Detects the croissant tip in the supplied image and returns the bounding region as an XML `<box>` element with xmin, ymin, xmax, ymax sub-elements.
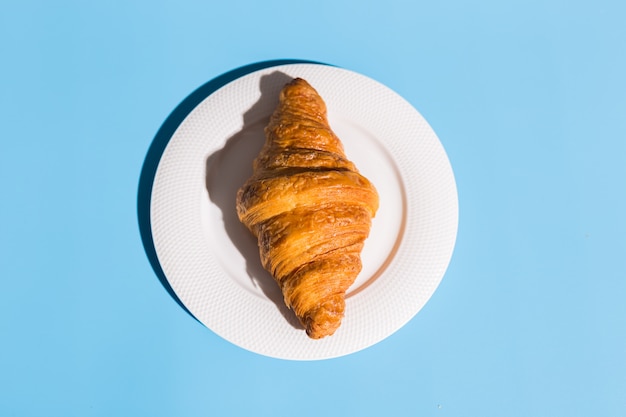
<box><xmin>302</xmin><ymin>298</ymin><xmax>345</xmax><ymax>339</ymax></box>
<box><xmin>287</xmin><ymin>77</ymin><xmax>311</xmax><ymax>88</ymax></box>
<box><xmin>305</xmin><ymin>320</ymin><xmax>342</xmax><ymax>340</ymax></box>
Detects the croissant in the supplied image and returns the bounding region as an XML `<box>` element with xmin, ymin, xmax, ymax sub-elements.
<box><xmin>236</xmin><ymin>78</ymin><xmax>379</xmax><ymax>339</ymax></box>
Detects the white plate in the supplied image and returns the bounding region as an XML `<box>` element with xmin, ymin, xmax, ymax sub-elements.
<box><xmin>150</xmin><ymin>63</ymin><xmax>458</xmax><ymax>360</ymax></box>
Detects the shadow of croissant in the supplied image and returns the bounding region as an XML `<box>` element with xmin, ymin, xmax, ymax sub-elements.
<box><xmin>205</xmin><ymin>70</ymin><xmax>306</xmax><ymax>330</ymax></box>
<box><xmin>137</xmin><ymin>59</ymin><xmax>324</xmax><ymax>326</ymax></box>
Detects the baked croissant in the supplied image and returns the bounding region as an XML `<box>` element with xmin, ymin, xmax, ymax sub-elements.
<box><xmin>236</xmin><ymin>78</ymin><xmax>379</xmax><ymax>339</ymax></box>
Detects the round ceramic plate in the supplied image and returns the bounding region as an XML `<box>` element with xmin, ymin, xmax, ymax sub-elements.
<box><xmin>150</xmin><ymin>63</ymin><xmax>458</xmax><ymax>360</ymax></box>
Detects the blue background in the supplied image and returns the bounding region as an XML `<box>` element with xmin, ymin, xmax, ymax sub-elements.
<box><xmin>1</xmin><ymin>1</ymin><xmax>625</xmax><ymax>416</ymax></box>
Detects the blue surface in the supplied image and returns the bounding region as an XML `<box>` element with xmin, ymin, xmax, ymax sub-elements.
<box><xmin>1</xmin><ymin>1</ymin><xmax>625</xmax><ymax>416</ymax></box>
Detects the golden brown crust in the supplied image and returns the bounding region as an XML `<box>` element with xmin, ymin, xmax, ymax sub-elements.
<box><xmin>236</xmin><ymin>78</ymin><xmax>379</xmax><ymax>339</ymax></box>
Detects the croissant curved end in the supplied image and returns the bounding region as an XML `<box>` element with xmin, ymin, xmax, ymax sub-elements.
<box><xmin>302</xmin><ymin>295</ymin><xmax>345</xmax><ymax>339</ymax></box>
